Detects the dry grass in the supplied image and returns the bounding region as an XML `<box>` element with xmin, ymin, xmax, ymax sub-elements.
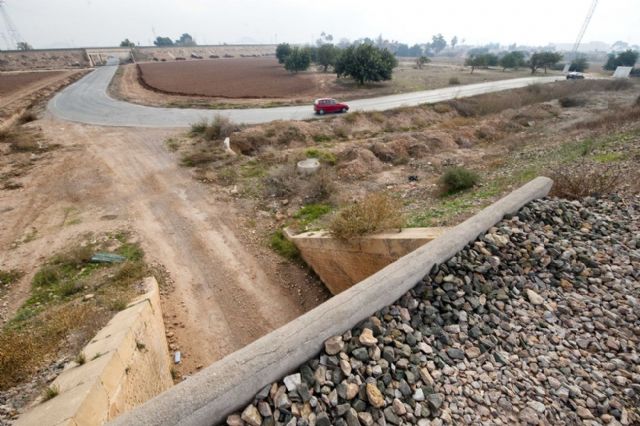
<box><xmin>576</xmin><ymin>107</ymin><xmax>640</xmax><ymax>131</ymax></box>
<box><xmin>329</xmin><ymin>193</ymin><xmax>404</xmax><ymax>240</ymax></box>
<box><xmin>190</xmin><ymin>115</ymin><xmax>239</xmax><ymax>141</ymax></box>
<box><xmin>446</xmin><ymin>80</ymin><xmax>631</xmax><ymax>117</ymax></box>
<box><xmin>549</xmin><ymin>161</ymin><xmax>622</xmax><ymax>199</ymax></box>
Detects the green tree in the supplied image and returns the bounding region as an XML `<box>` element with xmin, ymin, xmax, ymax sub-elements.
<box><xmin>529</xmin><ymin>51</ymin><xmax>562</xmax><ymax>74</ymax></box>
<box><xmin>416</xmin><ymin>55</ymin><xmax>431</xmax><ymax>69</ymax></box>
<box><xmin>16</xmin><ymin>42</ymin><xmax>33</xmax><ymax>51</ymax></box>
<box><xmin>450</xmin><ymin>36</ymin><xmax>458</xmax><ymax>49</ymax></box>
<box><xmin>175</xmin><ymin>33</ymin><xmax>196</xmax><ymax>46</ymax></box>
<box><xmin>153</xmin><ymin>37</ymin><xmax>174</xmax><ymax>47</ymax></box>
<box><xmin>617</xmin><ymin>49</ymin><xmax>639</xmax><ymax>67</ymax></box>
<box><xmin>569</xmin><ymin>55</ymin><xmax>589</xmax><ymax>72</ymax></box>
<box><xmin>431</xmin><ymin>34</ymin><xmax>447</xmax><ymax>54</ymax></box>
<box><xmin>465</xmin><ymin>54</ymin><xmax>486</xmax><ymax>73</ymax></box>
<box><xmin>284</xmin><ymin>47</ymin><xmax>311</xmax><ymax>73</ymax></box>
<box><xmin>335</xmin><ymin>43</ymin><xmax>398</xmax><ymax>85</ymax></box>
<box><xmin>499</xmin><ymin>51</ymin><xmax>525</xmax><ymax>70</ymax></box>
<box><xmin>316</xmin><ymin>44</ymin><xmax>339</xmax><ymax>72</ymax></box>
<box><xmin>120</xmin><ymin>38</ymin><xmax>135</xmax><ymax>47</ymax></box>
<box><xmin>603</xmin><ymin>53</ymin><xmax>617</xmax><ymax>71</ymax></box>
<box><xmin>276</xmin><ymin>43</ymin><xmax>292</xmax><ymax>64</ymax></box>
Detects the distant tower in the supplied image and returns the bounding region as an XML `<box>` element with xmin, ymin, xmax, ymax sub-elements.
<box><xmin>571</xmin><ymin>0</ymin><xmax>598</xmax><ymax>57</ymax></box>
<box><xmin>0</xmin><ymin>0</ymin><xmax>25</xmax><ymax>49</ymax></box>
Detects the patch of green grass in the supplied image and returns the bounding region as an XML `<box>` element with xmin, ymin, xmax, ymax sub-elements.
<box><xmin>42</xmin><ymin>385</ymin><xmax>59</xmax><ymax>401</ymax></box>
<box><xmin>117</xmin><ymin>243</ymin><xmax>144</xmax><ymax>262</ymax></box>
<box><xmin>240</xmin><ymin>160</ymin><xmax>268</xmax><ymax>178</ymax></box>
<box><xmin>305</xmin><ymin>148</ymin><xmax>337</xmax><ymax>165</ymax></box>
<box><xmin>0</xmin><ymin>270</ymin><xmax>22</xmax><ymax>288</ymax></box>
<box><xmin>312</xmin><ymin>134</ymin><xmax>332</xmax><ymax>143</ymax></box>
<box><xmin>439</xmin><ymin>167</ymin><xmax>480</xmax><ymax>195</ymax></box>
<box><xmin>269</xmin><ymin>230</ymin><xmax>299</xmax><ymax>260</ymax></box>
<box><xmin>293</xmin><ymin>203</ymin><xmax>333</xmax><ymax>228</ymax></box>
<box><xmin>593</xmin><ymin>152</ymin><xmax>625</xmax><ymax>163</ymax></box>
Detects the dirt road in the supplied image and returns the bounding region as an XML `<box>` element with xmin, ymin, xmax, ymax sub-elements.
<box><xmin>0</xmin><ymin>118</ymin><xmax>326</xmax><ymax>374</ymax></box>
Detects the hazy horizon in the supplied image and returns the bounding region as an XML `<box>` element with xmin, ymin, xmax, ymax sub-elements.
<box><xmin>3</xmin><ymin>0</ymin><xmax>639</xmax><ymax>50</ymax></box>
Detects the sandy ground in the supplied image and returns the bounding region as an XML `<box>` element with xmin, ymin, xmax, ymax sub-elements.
<box><xmin>0</xmin><ymin>115</ymin><xmax>328</xmax><ymax>377</ymax></box>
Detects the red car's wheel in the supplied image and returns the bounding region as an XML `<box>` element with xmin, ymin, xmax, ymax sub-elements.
<box><xmin>318</xmin><ymin>109</ymin><xmax>325</xmax><ymax>115</ymax></box>
<box><xmin>341</xmin><ymin>108</ymin><xmax>348</xmax><ymax>113</ymax></box>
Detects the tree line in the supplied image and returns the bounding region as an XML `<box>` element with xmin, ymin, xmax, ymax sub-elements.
<box><xmin>276</xmin><ymin>42</ymin><xmax>398</xmax><ymax>85</ymax></box>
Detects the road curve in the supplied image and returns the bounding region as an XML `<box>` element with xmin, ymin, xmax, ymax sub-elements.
<box><xmin>48</xmin><ymin>64</ymin><xmax>564</xmax><ymax>128</ymax></box>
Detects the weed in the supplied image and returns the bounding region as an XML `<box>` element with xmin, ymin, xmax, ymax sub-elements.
<box><xmin>605</xmin><ymin>79</ymin><xmax>633</xmax><ymax>91</ymax></box>
<box><xmin>75</xmin><ymin>352</ymin><xmax>86</xmax><ymax>365</ymax></box>
<box><xmin>593</xmin><ymin>152</ymin><xmax>625</xmax><ymax>163</ymax></box>
<box><xmin>0</xmin><ymin>270</ymin><xmax>22</xmax><ymax>288</ymax></box>
<box><xmin>369</xmin><ymin>111</ymin><xmax>386</xmax><ymax>123</ymax></box>
<box><xmin>165</xmin><ymin>138</ymin><xmax>180</xmax><ymax>152</ymax></box>
<box><xmin>92</xmin><ymin>352</ymin><xmax>103</xmax><ymax>360</ymax></box>
<box><xmin>109</xmin><ymin>298</ymin><xmax>128</xmax><ymax>311</ymax></box>
<box><xmin>439</xmin><ymin>167</ymin><xmax>479</xmax><ymax>195</ymax></box>
<box><xmin>432</xmin><ymin>103</ymin><xmax>452</xmax><ymax>114</ymax></box>
<box><xmin>329</xmin><ymin>193</ymin><xmax>404</xmax><ymax>240</ymax></box>
<box><xmin>216</xmin><ymin>167</ymin><xmax>239</xmax><ymax>186</ymax></box>
<box><xmin>294</xmin><ymin>204</ymin><xmax>332</xmax><ymax>228</ymax></box>
<box><xmin>263</xmin><ymin>165</ymin><xmax>298</xmax><ymax>198</ymax></box>
<box><xmin>42</xmin><ymin>385</ymin><xmax>59</xmax><ymax>401</ymax></box>
<box><xmin>576</xmin><ymin>107</ymin><xmax>640</xmax><ymax>131</ymax></box>
<box><xmin>448</xmin><ymin>77</ymin><xmax>461</xmax><ymax>85</ymax></box>
<box><xmin>305</xmin><ymin>148</ymin><xmax>337</xmax><ymax>165</ymax></box>
<box><xmin>343</xmin><ymin>111</ymin><xmax>360</xmax><ymax>124</ymax></box>
<box><xmin>240</xmin><ymin>160</ymin><xmax>267</xmax><ymax>178</ymax></box>
<box><xmin>170</xmin><ymin>367</ymin><xmax>179</xmax><ymax>380</ymax></box>
<box><xmin>305</xmin><ymin>170</ymin><xmax>337</xmax><ymax>202</ymax></box>
<box><xmin>312</xmin><ymin>134</ymin><xmax>331</xmax><ymax>143</ymax></box>
<box><xmin>269</xmin><ymin>230</ymin><xmax>299</xmax><ymax>260</ymax></box>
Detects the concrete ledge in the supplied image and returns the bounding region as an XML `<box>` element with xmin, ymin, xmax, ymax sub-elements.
<box><xmin>290</xmin><ymin>227</ymin><xmax>448</xmax><ymax>295</ymax></box>
<box><xmin>110</xmin><ymin>177</ymin><xmax>553</xmax><ymax>426</ymax></box>
<box><xmin>16</xmin><ymin>277</ymin><xmax>173</xmax><ymax>426</ymax></box>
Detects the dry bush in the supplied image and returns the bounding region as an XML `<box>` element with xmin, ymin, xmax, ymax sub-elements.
<box><xmin>559</xmin><ymin>96</ymin><xmax>587</xmax><ymax>108</ymax></box>
<box><xmin>262</xmin><ymin>164</ymin><xmax>299</xmax><ymax>198</ymax></box>
<box><xmin>549</xmin><ymin>161</ymin><xmax>622</xmax><ymax>199</ymax></box>
<box><xmin>439</xmin><ymin>166</ymin><xmax>479</xmax><ymax>195</ymax></box>
<box><xmin>303</xmin><ymin>170</ymin><xmax>336</xmax><ymax>203</ymax></box>
<box><xmin>276</xmin><ymin>125</ymin><xmax>306</xmax><ymax>145</ymax></box>
<box><xmin>190</xmin><ymin>115</ymin><xmax>239</xmax><ymax>141</ymax></box>
<box><xmin>576</xmin><ymin>107</ymin><xmax>640</xmax><ymax>131</ymax></box>
<box><xmin>635</xmin><ymin>95</ymin><xmax>640</xmax><ymax>108</ymax></box>
<box><xmin>18</xmin><ymin>110</ymin><xmax>37</xmax><ymax>125</ymax></box>
<box><xmin>605</xmin><ymin>79</ymin><xmax>633</xmax><ymax>91</ymax></box>
<box><xmin>0</xmin><ymin>303</ymin><xmax>91</xmax><ymax>390</ymax></box>
<box><xmin>329</xmin><ymin>193</ymin><xmax>404</xmax><ymax>240</ymax></box>
<box><xmin>448</xmin><ymin>77</ymin><xmax>461</xmax><ymax>85</ymax></box>
<box><xmin>333</xmin><ymin>124</ymin><xmax>350</xmax><ymax>139</ymax></box>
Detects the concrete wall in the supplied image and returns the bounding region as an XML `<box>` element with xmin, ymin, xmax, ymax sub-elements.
<box><xmin>110</xmin><ymin>177</ymin><xmax>553</xmax><ymax>426</ymax></box>
<box><xmin>289</xmin><ymin>227</ymin><xmax>448</xmax><ymax>294</ymax></box>
<box><xmin>16</xmin><ymin>277</ymin><xmax>173</xmax><ymax>426</ymax></box>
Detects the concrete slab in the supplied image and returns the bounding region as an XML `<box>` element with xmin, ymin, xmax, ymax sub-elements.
<box><xmin>290</xmin><ymin>227</ymin><xmax>448</xmax><ymax>294</ymax></box>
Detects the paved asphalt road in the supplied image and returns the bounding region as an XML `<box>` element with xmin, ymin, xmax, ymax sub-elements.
<box><xmin>48</xmin><ymin>64</ymin><xmax>564</xmax><ymax>128</ymax></box>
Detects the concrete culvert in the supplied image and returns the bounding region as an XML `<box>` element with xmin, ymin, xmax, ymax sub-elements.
<box><xmin>297</xmin><ymin>158</ymin><xmax>320</xmax><ymax>175</ymax></box>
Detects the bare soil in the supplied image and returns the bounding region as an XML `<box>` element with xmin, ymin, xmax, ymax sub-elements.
<box><xmin>0</xmin><ymin>71</ymin><xmax>65</xmax><ymax>97</ymax></box>
<box><xmin>0</xmin><ymin>116</ymin><xmax>329</xmax><ymax>383</ymax></box>
<box><xmin>138</xmin><ymin>58</ymin><xmax>318</xmax><ymax>98</ymax></box>
<box><xmin>111</xmin><ymin>59</ymin><xmax>551</xmax><ymax>109</ymax></box>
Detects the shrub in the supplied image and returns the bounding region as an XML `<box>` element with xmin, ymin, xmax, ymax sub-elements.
<box><xmin>43</xmin><ymin>385</ymin><xmax>60</xmax><ymax>401</ymax></box>
<box><xmin>329</xmin><ymin>193</ymin><xmax>404</xmax><ymax>240</ymax></box>
<box><xmin>549</xmin><ymin>161</ymin><xmax>621</xmax><ymax>199</ymax></box>
<box><xmin>190</xmin><ymin>115</ymin><xmax>238</xmax><ymax>141</ymax></box>
<box><xmin>448</xmin><ymin>77</ymin><xmax>461</xmax><ymax>85</ymax></box>
<box><xmin>277</xmin><ymin>125</ymin><xmax>306</xmax><ymax>145</ymax></box>
<box><xmin>333</xmin><ymin>125</ymin><xmax>350</xmax><ymax>139</ymax></box>
<box><xmin>269</xmin><ymin>230</ymin><xmax>299</xmax><ymax>259</ymax></box>
<box><xmin>635</xmin><ymin>95</ymin><xmax>640</xmax><ymax>108</ymax></box>
<box><xmin>439</xmin><ymin>167</ymin><xmax>479</xmax><ymax>195</ymax></box>
<box><xmin>18</xmin><ymin>110</ymin><xmax>37</xmax><ymax>124</ymax></box>
<box><xmin>263</xmin><ymin>165</ymin><xmax>298</xmax><ymax>198</ymax></box>
<box><xmin>559</xmin><ymin>96</ymin><xmax>586</xmax><ymax>108</ymax></box>
<box><xmin>305</xmin><ymin>170</ymin><xmax>336</xmax><ymax>202</ymax></box>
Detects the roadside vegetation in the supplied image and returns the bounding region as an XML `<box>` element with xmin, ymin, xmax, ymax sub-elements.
<box><xmin>0</xmin><ymin>232</ymin><xmax>149</xmax><ymax>392</ymax></box>
<box><xmin>171</xmin><ymin>77</ymin><xmax>639</xmax><ymax>258</ymax></box>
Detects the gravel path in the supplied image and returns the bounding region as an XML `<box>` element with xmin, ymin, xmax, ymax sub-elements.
<box><xmin>227</xmin><ymin>196</ymin><xmax>640</xmax><ymax>426</ymax></box>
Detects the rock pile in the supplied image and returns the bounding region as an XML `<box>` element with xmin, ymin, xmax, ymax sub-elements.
<box><xmin>227</xmin><ymin>196</ymin><xmax>639</xmax><ymax>426</ymax></box>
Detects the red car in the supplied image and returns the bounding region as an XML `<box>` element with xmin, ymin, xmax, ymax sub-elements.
<box><xmin>314</xmin><ymin>98</ymin><xmax>349</xmax><ymax>115</ymax></box>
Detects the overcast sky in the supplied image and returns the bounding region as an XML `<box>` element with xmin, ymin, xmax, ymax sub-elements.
<box><xmin>4</xmin><ymin>0</ymin><xmax>639</xmax><ymax>49</ymax></box>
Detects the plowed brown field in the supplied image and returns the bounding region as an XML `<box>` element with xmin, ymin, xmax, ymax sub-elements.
<box><xmin>0</xmin><ymin>71</ymin><xmax>64</xmax><ymax>97</ymax></box>
<box><xmin>137</xmin><ymin>57</ymin><xmax>317</xmax><ymax>98</ymax></box>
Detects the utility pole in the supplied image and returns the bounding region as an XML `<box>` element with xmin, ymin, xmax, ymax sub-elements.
<box><xmin>571</xmin><ymin>0</ymin><xmax>598</xmax><ymax>58</ymax></box>
<box><xmin>0</xmin><ymin>0</ymin><xmax>25</xmax><ymax>49</ymax></box>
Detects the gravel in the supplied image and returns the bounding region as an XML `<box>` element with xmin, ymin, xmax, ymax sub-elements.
<box><xmin>227</xmin><ymin>195</ymin><xmax>639</xmax><ymax>425</ymax></box>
